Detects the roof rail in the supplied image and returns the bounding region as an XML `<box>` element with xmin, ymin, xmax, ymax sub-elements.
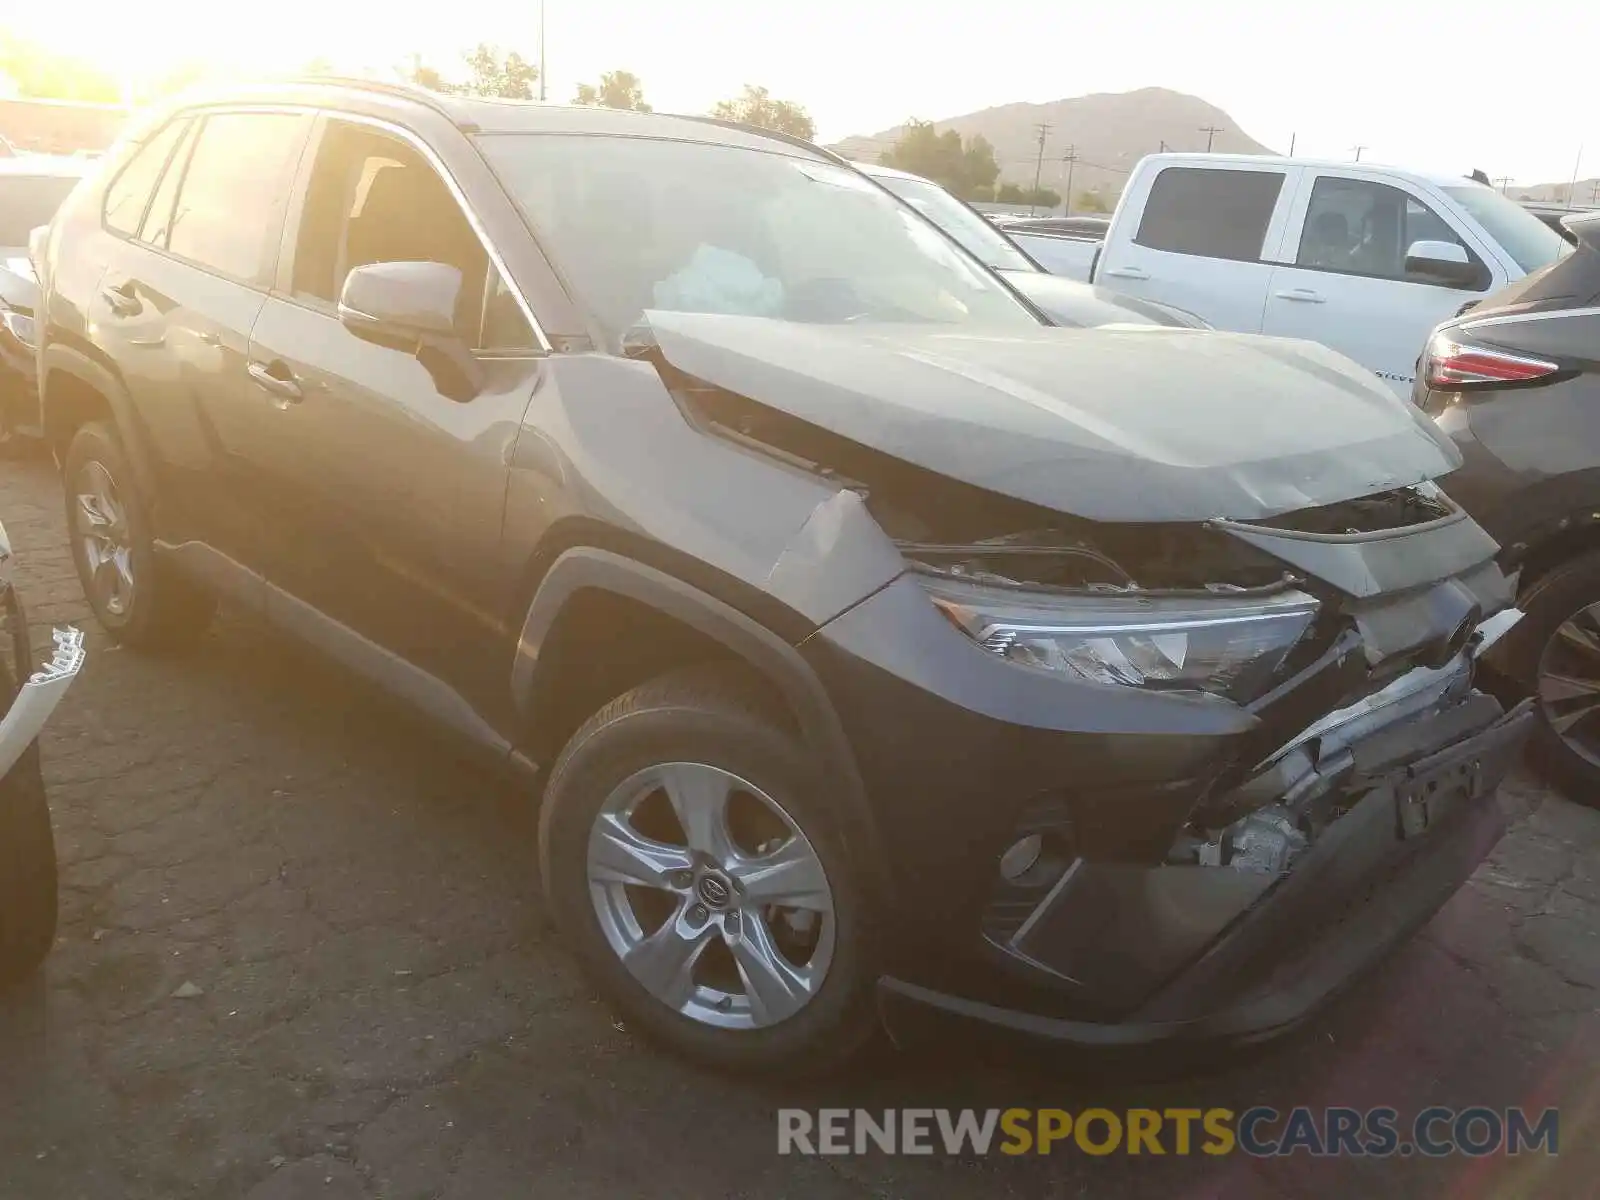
<box><xmin>671</xmin><ymin>113</ymin><xmax>847</xmax><ymax>167</ymax></box>
<box><xmin>255</xmin><ymin>75</ymin><xmax>476</xmax><ymax>128</ymax></box>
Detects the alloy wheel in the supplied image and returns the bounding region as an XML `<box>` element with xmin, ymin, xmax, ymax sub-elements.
<box><xmin>1535</xmin><ymin>601</ymin><xmax>1600</xmax><ymax>769</ymax></box>
<box><xmin>73</xmin><ymin>460</ymin><xmax>136</xmax><ymax>618</ymax></box>
<box><xmin>585</xmin><ymin>761</ymin><xmax>836</xmax><ymax>1030</ymax></box>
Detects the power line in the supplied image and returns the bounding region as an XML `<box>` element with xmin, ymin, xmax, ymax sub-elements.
<box><xmin>1493</xmin><ymin>175</ymin><xmax>1514</xmax><ymax>194</ymax></box>
<box><xmin>1198</xmin><ymin>125</ymin><xmax>1222</xmax><ymax>152</ymax></box>
<box><xmin>1030</xmin><ymin>122</ymin><xmax>1052</xmax><ymax>215</ymax></box>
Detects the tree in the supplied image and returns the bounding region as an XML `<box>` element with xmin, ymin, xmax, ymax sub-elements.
<box><xmin>461</xmin><ymin>43</ymin><xmax>538</xmax><ymax>99</ymax></box>
<box><xmin>399</xmin><ymin>44</ymin><xmax>538</xmax><ymax>99</ymax></box>
<box><xmin>995</xmin><ymin>182</ymin><xmax>1060</xmax><ymax>208</ymax></box>
<box><xmin>879</xmin><ymin>121</ymin><xmax>999</xmax><ymax>201</ymax></box>
<box><xmin>0</xmin><ymin>33</ymin><xmax>121</xmax><ymax>103</ymax></box>
<box><xmin>573</xmin><ymin>70</ymin><xmax>651</xmax><ymax>112</ymax></box>
<box><xmin>1074</xmin><ymin>190</ymin><xmax>1110</xmax><ymax>213</ymax></box>
<box><xmin>710</xmin><ymin>85</ymin><xmax>815</xmax><ymax>140</ymax></box>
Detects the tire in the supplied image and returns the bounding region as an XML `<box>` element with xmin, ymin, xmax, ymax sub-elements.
<box><xmin>539</xmin><ymin>664</ymin><xmax>879</xmax><ymax>1076</ymax></box>
<box><xmin>0</xmin><ymin>660</ymin><xmax>57</xmax><ymax>989</ymax></box>
<box><xmin>63</xmin><ymin>421</ymin><xmax>215</xmax><ymax>650</ymax></box>
<box><xmin>1498</xmin><ymin>549</ymin><xmax>1600</xmax><ymax>806</ymax></box>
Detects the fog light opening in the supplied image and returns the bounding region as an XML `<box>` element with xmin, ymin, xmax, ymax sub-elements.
<box><xmin>999</xmin><ymin>834</ymin><xmax>1044</xmax><ymax>883</ymax></box>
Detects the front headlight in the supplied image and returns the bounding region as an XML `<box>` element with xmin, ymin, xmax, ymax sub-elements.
<box><xmin>922</xmin><ymin>575</ymin><xmax>1319</xmax><ymax>701</ymax></box>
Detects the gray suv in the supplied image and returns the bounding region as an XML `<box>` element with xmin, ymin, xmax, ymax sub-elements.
<box><xmin>33</xmin><ymin>78</ymin><xmax>1533</xmax><ymax>1075</ymax></box>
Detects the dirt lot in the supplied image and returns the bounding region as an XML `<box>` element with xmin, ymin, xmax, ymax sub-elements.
<box><xmin>0</xmin><ymin>454</ymin><xmax>1596</xmax><ymax>1199</ymax></box>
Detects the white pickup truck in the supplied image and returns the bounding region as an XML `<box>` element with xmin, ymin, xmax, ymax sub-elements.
<box><xmin>1008</xmin><ymin>153</ymin><xmax>1573</xmax><ymax>395</ymax></box>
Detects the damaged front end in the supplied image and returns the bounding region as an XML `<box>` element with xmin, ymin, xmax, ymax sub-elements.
<box><xmin>874</xmin><ymin>489</ymin><xmax>1533</xmax><ymax>1042</ymax></box>
<box><xmin>632</xmin><ymin>311</ymin><xmax>1532</xmax><ymax>1046</ymax></box>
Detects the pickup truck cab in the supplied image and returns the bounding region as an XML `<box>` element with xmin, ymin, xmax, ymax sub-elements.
<box><xmin>1036</xmin><ymin>153</ymin><xmax>1572</xmax><ymax>396</ymax></box>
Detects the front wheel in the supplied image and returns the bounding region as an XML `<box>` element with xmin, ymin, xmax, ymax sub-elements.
<box><xmin>539</xmin><ymin>666</ymin><xmax>878</xmax><ymax>1076</ymax></box>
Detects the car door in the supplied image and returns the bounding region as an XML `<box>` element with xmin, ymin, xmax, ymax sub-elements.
<box><xmin>92</xmin><ymin>108</ymin><xmax>313</xmax><ymax>580</ymax></box>
<box><xmin>1092</xmin><ymin>162</ymin><xmax>1298</xmax><ymax>333</ymax></box>
<box><xmin>1260</xmin><ymin>171</ymin><xmax>1499</xmax><ymax>396</ymax></box>
<box><xmin>244</xmin><ymin>116</ymin><xmax>547</xmax><ymax>705</ymax></box>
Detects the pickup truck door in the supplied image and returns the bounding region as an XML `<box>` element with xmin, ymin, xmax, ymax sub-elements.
<box><xmin>1260</xmin><ymin>169</ymin><xmax>1503</xmax><ymax>396</ymax></box>
<box><xmin>1092</xmin><ymin>162</ymin><xmax>1300</xmax><ymax>333</ymax></box>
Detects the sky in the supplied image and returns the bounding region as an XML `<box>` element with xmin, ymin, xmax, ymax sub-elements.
<box><xmin>6</xmin><ymin>0</ymin><xmax>1598</xmax><ymax>187</ymax></box>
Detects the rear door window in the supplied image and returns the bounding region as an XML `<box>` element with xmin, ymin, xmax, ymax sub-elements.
<box><xmin>1134</xmin><ymin>167</ymin><xmax>1285</xmax><ymax>262</ymax></box>
<box><xmin>102</xmin><ymin>119</ymin><xmax>190</xmax><ymax>237</ymax></box>
<box><xmin>166</xmin><ymin>112</ymin><xmax>311</xmax><ymax>287</ymax></box>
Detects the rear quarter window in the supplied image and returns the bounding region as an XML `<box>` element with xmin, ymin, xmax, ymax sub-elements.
<box><xmin>1134</xmin><ymin>166</ymin><xmax>1285</xmax><ymax>262</ymax></box>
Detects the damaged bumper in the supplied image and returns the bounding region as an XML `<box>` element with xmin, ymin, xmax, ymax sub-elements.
<box><xmin>879</xmin><ymin>693</ymin><xmax>1530</xmax><ymax>1049</ymax></box>
<box><xmin>800</xmin><ymin>499</ymin><xmax>1534</xmax><ymax>1051</ymax></box>
<box><xmin>0</xmin><ymin>539</ymin><xmax>85</xmax><ymax>779</ymax></box>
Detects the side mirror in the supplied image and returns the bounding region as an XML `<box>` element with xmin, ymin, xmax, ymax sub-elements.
<box><xmin>338</xmin><ymin>260</ymin><xmax>484</xmax><ymax>402</ymax></box>
<box><xmin>338</xmin><ymin>260</ymin><xmax>463</xmax><ymax>345</ymax></box>
<box><xmin>1404</xmin><ymin>240</ymin><xmax>1481</xmax><ymax>289</ymax></box>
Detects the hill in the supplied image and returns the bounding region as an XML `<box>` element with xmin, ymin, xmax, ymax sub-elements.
<box><xmin>830</xmin><ymin>87</ymin><xmax>1275</xmax><ymax>201</ymax></box>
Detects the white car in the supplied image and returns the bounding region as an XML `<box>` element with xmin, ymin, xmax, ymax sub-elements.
<box><xmin>852</xmin><ymin>161</ymin><xmax>1208</xmax><ymax>329</ymax></box>
<box><xmin>1024</xmin><ymin>153</ymin><xmax>1573</xmax><ymax>396</ymax></box>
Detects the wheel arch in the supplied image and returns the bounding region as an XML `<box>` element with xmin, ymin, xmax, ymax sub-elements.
<box><xmin>39</xmin><ymin>344</ymin><xmax>158</xmax><ymax>500</ymax></box>
<box><xmin>512</xmin><ymin>546</ymin><xmax>884</xmax><ymax>892</ymax></box>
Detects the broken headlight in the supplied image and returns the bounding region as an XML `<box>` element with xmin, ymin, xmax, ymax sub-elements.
<box><xmin>922</xmin><ymin>576</ymin><xmax>1318</xmax><ymax>701</ymax></box>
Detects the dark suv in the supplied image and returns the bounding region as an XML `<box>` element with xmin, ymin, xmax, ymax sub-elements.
<box><xmin>34</xmin><ymin>79</ymin><xmax>1534</xmax><ymax>1075</ymax></box>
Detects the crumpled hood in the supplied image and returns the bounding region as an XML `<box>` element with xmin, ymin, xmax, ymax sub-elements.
<box><xmin>646</xmin><ymin>312</ymin><xmax>1462</xmax><ymax>523</ymax></box>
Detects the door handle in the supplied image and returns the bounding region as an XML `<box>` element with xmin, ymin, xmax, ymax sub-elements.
<box><xmin>247</xmin><ymin>360</ymin><xmax>303</xmax><ymax>403</ymax></box>
<box><xmin>1101</xmin><ymin>266</ymin><xmax>1149</xmax><ymax>281</ymax></box>
<box><xmin>99</xmin><ymin>280</ymin><xmax>141</xmax><ymax>316</ymax></box>
<box><xmin>1274</xmin><ymin>288</ymin><xmax>1326</xmax><ymax>303</ymax></box>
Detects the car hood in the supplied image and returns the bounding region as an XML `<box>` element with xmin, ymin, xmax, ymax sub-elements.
<box><xmin>0</xmin><ymin>248</ymin><xmax>37</xmax><ymax>313</ymax></box>
<box><xmin>645</xmin><ymin>312</ymin><xmax>1462</xmax><ymax>523</ymax></box>
<box><xmin>998</xmin><ymin>269</ymin><xmax>1203</xmax><ymax>328</ymax></box>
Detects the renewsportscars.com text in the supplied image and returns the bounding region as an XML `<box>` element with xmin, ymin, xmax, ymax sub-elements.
<box><xmin>777</xmin><ymin>1106</ymin><xmax>1560</xmax><ymax>1158</ymax></box>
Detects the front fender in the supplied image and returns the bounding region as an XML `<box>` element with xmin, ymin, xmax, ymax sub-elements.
<box><xmin>512</xmin><ymin>546</ymin><xmax>884</xmax><ymax>893</ymax></box>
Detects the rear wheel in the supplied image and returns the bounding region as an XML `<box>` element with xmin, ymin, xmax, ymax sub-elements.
<box><xmin>63</xmin><ymin>421</ymin><xmax>214</xmax><ymax>650</ymax></box>
<box><xmin>0</xmin><ymin>657</ymin><xmax>57</xmax><ymax>989</ymax></box>
<box><xmin>539</xmin><ymin>665</ymin><xmax>878</xmax><ymax>1076</ymax></box>
<box><xmin>1500</xmin><ymin>550</ymin><xmax>1600</xmax><ymax>806</ymax></box>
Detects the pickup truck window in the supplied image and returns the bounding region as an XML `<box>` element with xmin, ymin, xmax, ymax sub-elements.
<box><xmin>1296</xmin><ymin>177</ymin><xmax>1473</xmax><ymax>281</ymax></box>
<box><xmin>1134</xmin><ymin>167</ymin><xmax>1284</xmax><ymax>262</ymax></box>
<box><xmin>1442</xmin><ymin>185</ymin><xmax>1570</xmax><ymax>274</ymax></box>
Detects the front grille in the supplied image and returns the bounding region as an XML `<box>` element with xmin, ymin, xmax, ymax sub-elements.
<box><xmin>1249</xmin><ymin>485</ymin><xmax>1453</xmax><ymax>537</ymax></box>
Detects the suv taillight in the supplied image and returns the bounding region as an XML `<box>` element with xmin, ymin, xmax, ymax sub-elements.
<box><xmin>1423</xmin><ymin>333</ymin><xmax>1562</xmax><ymax>390</ymax></box>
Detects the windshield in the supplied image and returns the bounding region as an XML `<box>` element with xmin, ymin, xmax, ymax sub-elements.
<box><xmin>477</xmin><ymin>134</ymin><xmax>1040</xmax><ymax>345</ymax></box>
<box><xmin>1442</xmin><ymin>185</ymin><xmax>1571</xmax><ymax>274</ymax></box>
<box><xmin>870</xmin><ymin>172</ymin><xmax>1036</xmax><ymax>273</ymax></box>
<box><xmin>0</xmin><ymin>173</ymin><xmax>78</xmax><ymax>246</ymax></box>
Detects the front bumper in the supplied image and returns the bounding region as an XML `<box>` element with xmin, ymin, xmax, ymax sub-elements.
<box><xmin>802</xmin><ymin>528</ymin><xmax>1531</xmax><ymax>1049</ymax></box>
<box><xmin>878</xmin><ymin>696</ymin><xmax>1530</xmax><ymax>1049</ymax></box>
<box><xmin>0</xmin><ymin>573</ymin><xmax>85</xmax><ymax>779</ymax></box>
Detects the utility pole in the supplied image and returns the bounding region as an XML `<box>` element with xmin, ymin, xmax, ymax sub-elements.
<box><xmin>1288</xmin><ymin>131</ymin><xmax>1296</xmax><ymax>156</ymax></box>
<box><xmin>538</xmin><ymin>0</ymin><xmax>547</xmax><ymax>101</ymax></box>
<box><xmin>1590</xmin><ymin>179</ymin><xmax>1599</xmax><ymax>205</ymax></box>
<box><xmin>1030</xmin><ymin>122</ymin><xmax>1051</xmax><ymax>216</ymax></box>
<box><xmin>1159</xmin><ymin>139</ymin><xmax>1167</xmax><ymax>153</ymax></box>
<box><xmin>1565</xmin><ymin>146</ymin><xmax>1584</xmax><ymax>211</ymax></box>
<box><xmin>1493</xmin><ymin>175</ymin><xmax>1514</xmax><ymax>194</ymax></box>
<box><xmin>1060</xmin><ymin>145</ymin><xmax>1077</xmax><ymax>214</ymax></box>
<box><xmin>1350</xmin><ymin>144</ymin><xmax>1367</xmax><ymax>162</ymax></box>
<box><xmin>1199</xmin><ymin>124</ymin><xmax>1222</xmax><ymax>152</ymax></box>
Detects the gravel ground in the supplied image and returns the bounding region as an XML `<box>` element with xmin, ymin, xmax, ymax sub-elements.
<box><xmin>0</xmin><ymin>453</ymin><xmax>1596</xmax><ymax>1199</ymax></box>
